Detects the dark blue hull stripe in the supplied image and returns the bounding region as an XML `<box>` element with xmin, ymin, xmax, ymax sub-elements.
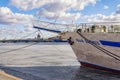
<box><xmin>100</xmin><ymin>40</ymin><xmax>120</xmax><ymax>47</ymax></box>
<box><xmin>79</xmin><ymin>61</ymin><xmax>120</xmax><ymax>73</ymax></box>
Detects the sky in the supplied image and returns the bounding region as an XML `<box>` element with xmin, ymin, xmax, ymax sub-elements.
<box><xmin>0</xmin><ymin>0</ymin><xmax>120</xmax><ymax>39</ymax></box>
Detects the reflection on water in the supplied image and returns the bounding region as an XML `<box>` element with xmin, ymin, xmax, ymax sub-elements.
<box><xmin>0</xmin><ymin>66</ymin><xmax>119</xmax><ymax>80</ymax></box>
<box><xmin>74</xmin><ymin>66</ymin><xmax>120</xmax><ymax>80</ymax></box>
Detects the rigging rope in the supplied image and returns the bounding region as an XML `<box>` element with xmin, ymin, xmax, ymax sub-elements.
<box><xmin>77</xmin><ymin>30</ymin><xmax>120</xmax><ymax>62</ymax></box>
<box><xmin>19</xmin><ymin>30</ymin><xmax>38</xmax><ymax>39</ymax></box>
<box><xmin>0</xmin><ymin>42</ymin><xmax>38</xmax><ymax>54</ymax></box>
<box><xmin>0</xmin><ymin>30</ymin><xmax>38</xmax><ymax>46</ymax></box>
<box><xmin>0</xmin><ymin>30</ymin><xmax>40</xmax><ymax>54</ymax></box>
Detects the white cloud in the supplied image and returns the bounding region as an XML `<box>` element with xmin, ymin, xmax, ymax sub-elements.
<box><xmin>0</xmin><ymin>26</ymin><xmax>25</xmax><ymax>39</ymax></box>
<box><xmin>82</xmin><ymin>13</ymin><xmax>120</xmax><ymax>22</ymax></box>
<box><xmin>10</xmin><ymin>0</ymin><xmax>50</xmax><ymax>10</ymax></box>
<box><xmin>82</xmin><ymin>4</ymin><xmax>120</xmax><ymax>22</ymax></box>
<box><xmin>116</xmin><ymin>4</ymin><xmax>120</xmax><ymax>14</ymax></box>
<box><xmin>117</xmin><ymin>4</ymin><xmax>120</xmax><ymax>9</ymax></box>
<box><xmin>0</xmin><ymin>7</ymin><xmax>34</xmax><ymax>25</ymax></box>
<box><xmin>10</xmin><ymin>0</ymin><xmax>97</xmax><ymax>11</ymax></box>
<box><xmin>37</xmin><ymin>0</ymin><xmax>97</xmax><ymax>21</ymax></box>
<box><xmin>103</xmin><ymin>5</ymin><xmax>109</xmax><ymax>9</ymax></box>
<box><xmin>24</xmin><ymin>24</ymin><xmax>34</xmax><ymax>31</ymax></box>
<box><xmin>10</xmin><ymin>0</ymin><xmax>97</xmax><ymax>21</ymax></box>
<box><xmin>0</xmin><ymin>7</ymin><xmax>35</xmax><ymax>39</ymax></box>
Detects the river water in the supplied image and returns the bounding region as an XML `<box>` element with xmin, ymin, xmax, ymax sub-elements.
<box><xmin>0</xmin><ymin>42</ymin><xmax>119</xmax><ymax>80</ymax></box>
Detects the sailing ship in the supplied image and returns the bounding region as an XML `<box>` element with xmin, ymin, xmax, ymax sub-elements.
<box><xmin>64</xmin><ymin>22</ymin><xmax>120</xmax><ymax>73</ymax></box>
<box><xmin>33</xmin><ymin>21</ymin><xmax>120</xmax><ymax>73</ymax></box>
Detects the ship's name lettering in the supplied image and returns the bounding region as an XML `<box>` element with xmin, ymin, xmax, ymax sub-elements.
<box><xmin>76</xmin><ymin>39</ymin><xmax>100</xmax><ymax>45</ymax></box>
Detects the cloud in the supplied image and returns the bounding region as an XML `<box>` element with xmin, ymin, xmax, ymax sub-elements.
<box><xmin>37</xmin><ymin>0</ymin><xmax>97</xmax><ymax>21</ymax></box>
<box><xmin>103</xmin><ymin>5</ymin><xmax>109</xmax><ymax>9</ymax></box>
<box><xmin>37</xmin><ymin>9</ymin><xmax>81</xmax><ymax>21</ymax></box>
<box><xmin>10</xmin><ymin>0</ymin><xmax>97</xmax><ymax>21</ymax></box>
<box><xmin>116</xmin><ymin>4</ymin><xmax>120</xmax><ymax>14</ymax></box>
<box><xmin>82</xmin><ymin>4</ymin><xmax>120</xmax><ymax>22</ymax></box>
<box><xmin>10</xmin><ymin>0</ymin><xmax>51</xmax><ymax>10</ymax></box>
<box><xmin>10</xmin><ymin>0</ymin><xmax>97</xmax><ymax>10</ymax></box>
<box><xmin>82</xmin><ymin>13</ymin><xmax>120</xmax><ymax>22</ymax></box>
<box><xmin>0</xmin><ymin>26</ymin><xmax>25</xmax><ymax>39</ymax></box>
<box><xmin>0</xmin><ymin>7</ymin><xmax>34</xmax><ymax>25</ymax></box>
<box><xmin>0</xmin><ymin>7</ymin><xmax>35</xmax><ymax>39</ymax></box>
<box><xmin>24</xmin><ymin>24</ymin><xmax>34</xmax><ymax>31</ymax></box>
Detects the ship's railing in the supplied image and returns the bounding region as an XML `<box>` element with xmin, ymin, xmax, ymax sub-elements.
<box><xmin>33</xmin><ymin>20</ymin><xmax>70</xmax><ymax>32</ymax></box>
<box><xmin>76</xmin><ymin>22</ymin><xmax>120</xmax><ymax>33</ymax></box>
<box><xmin>33</xmin><ymin>20</ymin><xmax>120</xmax><ymax>33</ymax></box>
